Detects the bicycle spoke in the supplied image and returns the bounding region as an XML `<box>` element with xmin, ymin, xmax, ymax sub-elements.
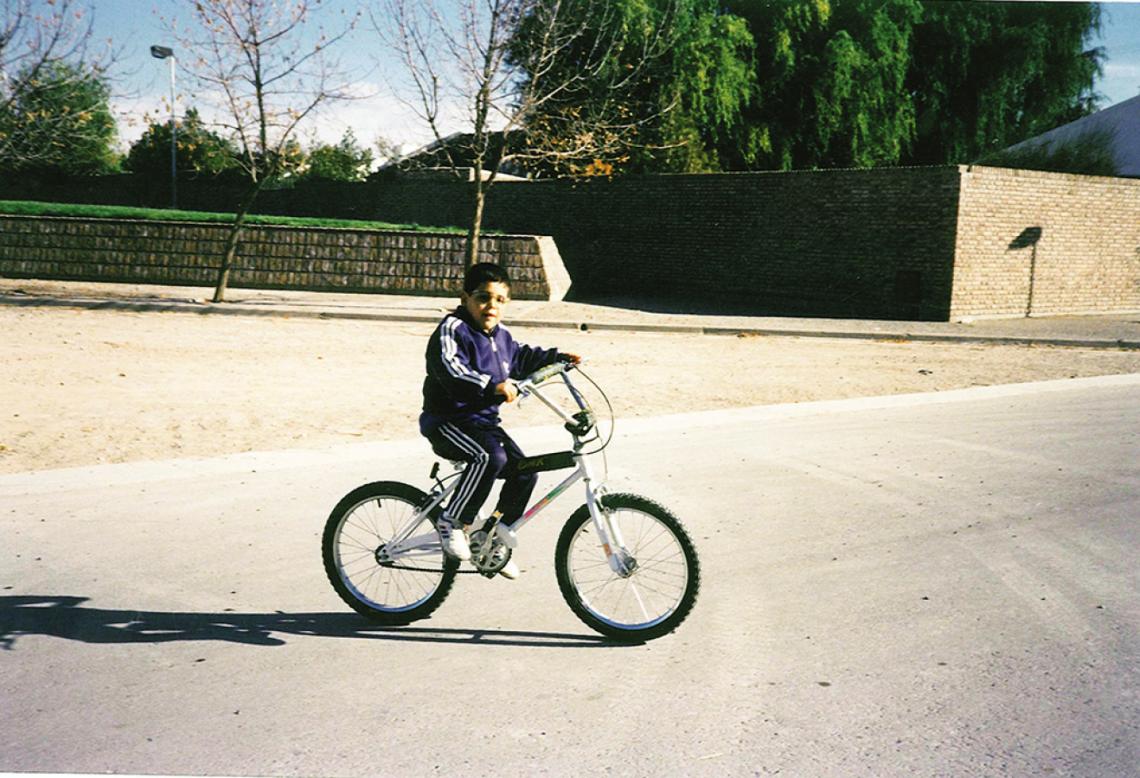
<box><xmin>565</xmin><ymin>504</ymin><xmax>690</xmax><ymax>630</ymax></box>
<box><xmin>330</xmin><ymin>490</ymin><xmax>449</xmax><ymax>613</ymax></box>
<box><xmin>627</xmin><ymin>581</ymin><xmax>652</xmax><ymax>622</ymax></box>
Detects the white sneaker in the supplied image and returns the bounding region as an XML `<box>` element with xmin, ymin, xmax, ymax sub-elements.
<box><xmin>437</xmin><ymin>515</ymin><xmax>471</xmax><ymax>561</ymax></box>
<box><xmin>498</xmin><ymin>558</ymin><xmax>521</xmax><ymax>580</ymax></box>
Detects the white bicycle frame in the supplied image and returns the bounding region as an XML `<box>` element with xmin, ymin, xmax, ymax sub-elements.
<box><xmin>381</xmin><ymin>366</ymin><xmax>634</xmax><ymax>575</ymax></box>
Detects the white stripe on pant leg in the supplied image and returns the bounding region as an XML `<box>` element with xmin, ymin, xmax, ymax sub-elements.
<box><xmin>440</xmin><ymin>423</ymin><xmax>490</xmax><ymax>522</ymax></box>
<box><xmin>439</xmin><ymin>425</ymin><xmax>480</xmax><ymax>513</ymax></box>
<box><xmin>438</xmin><ymin>424</ymin><xmax>480</xmax><ymax>519</ymax></box>
<box><xmin>443</xmin><ymin>428</ymin><xmax>488</xmax><ymax>522</ymax></box>
<box><xmin>442</xmin><ymin>428</ymin><xmax>487</xmax><ymax>523</ymax></box>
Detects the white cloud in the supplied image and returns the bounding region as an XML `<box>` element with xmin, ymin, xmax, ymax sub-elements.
<box><xmin>1103</xmin><ymin>62</ymin><xmax>1140</xmax><ymax>78</ymax></box>
<box><xmin>112</xmin><ymin>80</ymin><xmax>452</xmax><ymax>160</ymax></box>
<box><xmin>304</xmin><ymin>85</ymin><xmax>438</xmax><ymax>151</ymax></box>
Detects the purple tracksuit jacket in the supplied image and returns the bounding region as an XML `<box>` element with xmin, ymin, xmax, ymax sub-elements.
<box><xmin>419</xmin><ymin>306</ymin><xmax>560</xmax><ymax>436</ymax></box>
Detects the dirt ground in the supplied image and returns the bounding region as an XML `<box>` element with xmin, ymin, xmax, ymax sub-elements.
<box><xmin>3</xmin><ymin>304</ymin><xmax>1139</xmax><ymax>474</ymax></box>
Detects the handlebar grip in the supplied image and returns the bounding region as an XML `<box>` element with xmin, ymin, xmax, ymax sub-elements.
<box><xmin>523</xmin><ymin>362</ymin><xmax>569</xmax><ymax>387</ymax></box>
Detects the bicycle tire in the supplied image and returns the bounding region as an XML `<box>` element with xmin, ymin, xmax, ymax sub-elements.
<box><xmin>322</xmin><ymin>481</ymin><xmax>458</xmax><ymax>625</ymax></box>
<box><xmin>555</xmin><ymin>493</ymin><xmax>699</xmax><ymax>642</ymax></box>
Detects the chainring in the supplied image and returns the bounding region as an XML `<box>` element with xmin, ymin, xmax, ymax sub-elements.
<box><xmin>468</xmin><ymin>529</ymin><xmax>512</xmax><ymax>577</ymax></box>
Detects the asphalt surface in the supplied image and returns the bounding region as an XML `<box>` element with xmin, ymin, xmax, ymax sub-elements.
<box><xmin>2</xmin><ymin>374</ymin><xmax>1137</xmax><ymax>776</ymax></box>
<box><xmin>3</xmin><ymin>276</ymin><xmax>1138</xmax><ymax>775</ymax></box>
<box><xmin>2</xmin><ymin>278</ymin><xmax>1139</xmax><ymax>348</ymax></box>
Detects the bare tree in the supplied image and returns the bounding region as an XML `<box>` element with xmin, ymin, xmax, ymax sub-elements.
<box><xmin>172</xmin><ymin>0</ymin><xmax>358</xmax><ymax>302</ymax></box>
<box><xmin>0</xmin><ymin>0</ymin><xmax>115</xmax><ymax>167</ymax></box>
<box><xmin>378</xmin><ymin>0</ymin><xmax>674</xmax><ymax>269</ymax></box>
<box><xmin>374</xmin><ymin>134</ymin><xmax>403</xmax><ymax>166</ymax></box>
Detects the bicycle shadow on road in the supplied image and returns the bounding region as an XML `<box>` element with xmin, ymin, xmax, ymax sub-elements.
<box><xmin>0</xmin><ymin>595</ymin><xmax>626</xmax><ymax>650</ymax></box>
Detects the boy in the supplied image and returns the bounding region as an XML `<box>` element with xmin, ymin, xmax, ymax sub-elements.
<box><xmin>420</xmin><ymin>262</ymin><xmax>580</xmax><ymax>577</ymax></box>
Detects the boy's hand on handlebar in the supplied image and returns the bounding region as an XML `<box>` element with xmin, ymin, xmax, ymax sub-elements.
<box><xmin>495</xmin><ymin>381</ymin><xmax>520</xmax><ymax>403</ymax></box>
<box><xmin>559</xmin><ymin>352</ymin><xmax>582</xmax><ymax>365</ymax></box>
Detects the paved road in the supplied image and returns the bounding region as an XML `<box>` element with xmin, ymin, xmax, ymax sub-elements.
<box><xmin>2</xmin><ymin>375</ymin><xmax>1138</xmax><ymax>776</ymax></box>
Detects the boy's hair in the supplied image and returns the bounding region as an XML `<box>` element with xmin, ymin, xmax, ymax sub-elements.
<box><xmin>463</xmin><ymin>262</ymin><xmax>511</xmax><ymax>293</ymax></box>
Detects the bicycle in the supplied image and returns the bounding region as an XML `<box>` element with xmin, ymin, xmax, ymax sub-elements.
<box><xmin>321</xmin><ymin>361</ymin><xmax>700</xmax><ymax>642</ymax></box>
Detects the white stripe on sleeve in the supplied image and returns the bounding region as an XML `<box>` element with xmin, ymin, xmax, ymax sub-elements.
<box><xmin>440</xmin><ymin>318</ymin><xmax>490</xmax><ymax>389</ymax></box>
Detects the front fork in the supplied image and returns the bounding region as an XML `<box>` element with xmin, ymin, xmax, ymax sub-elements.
<box><xmin>583</xmin><ymin>465</ymin><xmax>637</xmax><ymax>579</ymax></box>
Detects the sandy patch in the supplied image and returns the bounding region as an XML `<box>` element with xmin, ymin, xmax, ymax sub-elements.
<box><xmin>2</xmin><ymin>305</ymin><xmax>1138</xmax><ymax>473</ymax></box>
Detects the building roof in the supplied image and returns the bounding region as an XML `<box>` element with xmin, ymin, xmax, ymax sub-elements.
<box><xmin>374</xmin><ymin>131</ymin><xmax>532</xmax><ymax>180</ymax></box>
<box><xmin>1007</xmin><ymin>94</ymin><xmax>1140</xmax><ymax>177</ymax></box>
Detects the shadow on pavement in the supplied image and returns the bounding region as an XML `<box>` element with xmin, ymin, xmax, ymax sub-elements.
<box><xmin>0</xmin><ymin>595</ymin><xmax>622</xmax><ymax>650</ymax></box>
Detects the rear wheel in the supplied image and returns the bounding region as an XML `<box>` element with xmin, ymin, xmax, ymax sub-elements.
<box><xmin>322</xmin><ymin>481</ymin><xmax>458</xmax><ymax>624</ymax></box>
<box><xmin>555</xmin><ymin>493</ymin><xmax>699</xmax><ymax>642</ymax></box>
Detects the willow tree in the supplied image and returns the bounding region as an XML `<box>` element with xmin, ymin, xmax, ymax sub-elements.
<box><xmin>510</xmin><ymin>0</ymin><xmax>755</xmax><ymax>175</ymax></box>
<box><xmin>379</xmin><ymin>0</ymin><xmax>678</xmax><ymax>268</ymax></box>
<box><xmin>719</xmin><ymin>0</ymin><xmax>1103</xmax><ymax>170</ymax></box>
<box><xmin>719</xmin><ymin>0</ymin><xmax>920</xmax><ymax>170</ymax></box>
<box><xmin>649</xmin><ymin>0</ymin><xmax>755</xmax><ymax>172</ymax></box>
<box><xmin>904</xmin><ymin>1</ymin><xmax>1104</xmax><ymax>165</ymax></box>
<box><xmin>172</xmin><ymin>0</ymin><xmax>357</xmax><ymax>302</ymax></box>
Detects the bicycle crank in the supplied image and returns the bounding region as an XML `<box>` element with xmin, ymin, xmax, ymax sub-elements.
<box><xmin>468</xmin><ymin>529</ymin><xmax>512</xmax><ymax>578</ymax></box>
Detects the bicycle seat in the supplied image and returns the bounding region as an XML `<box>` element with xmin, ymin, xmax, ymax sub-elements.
<box><xmin>428</xmin><ymin>459</ymin><xmax>467</xmax><ymax>482</ymax></box>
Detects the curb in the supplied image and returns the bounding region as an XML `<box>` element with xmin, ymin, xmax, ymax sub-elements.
<box><xmin>2</xmin><ymin>292</ymin><xmax>1138</xmax><ymax>350</ymax></box>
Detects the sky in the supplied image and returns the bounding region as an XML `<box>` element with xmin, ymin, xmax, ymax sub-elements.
<box><xmin>88</xmin><ymin>0</ymin><xmax>425</xmax><ymax>154</ymax></box>
<box><xmin>75</xmin><ymin>0</ymin><xmax>1140</xmax><ymax>157</ymax></box>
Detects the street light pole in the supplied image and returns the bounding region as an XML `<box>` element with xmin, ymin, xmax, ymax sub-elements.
<box><xmin>150</xmin><ymin>45</ymin><xmax>177</xmax><ymax>209</ymax></box>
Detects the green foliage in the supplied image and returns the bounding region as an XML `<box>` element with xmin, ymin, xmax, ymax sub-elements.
<box><xmin>651</xmin><ymin>2</ymin><xmax>757</xmax><ymax>172</ymax></box>
<box><xmin>302</xmin><ymin>130</ymin><xmax>375</xmax><ymax>182</ymax></box>
<box><xmin>515</xmin><ymin>0</ymin><xmax>1105</xmax><ymax>173</ymax></box>
<box><xmin>125</xmin><ymin>108</ymin><xmax>307</xmax><ymax>189</ymax></box>
<box><xmin>905</xmin><ymin>1</ymin><xmax>1103</xmax><ymax>165</ymax></box>
<box><xmin>512</xmin><ymin>0</ymin><xmax>756</xmax><ymax>175</ymax></box>
<box><xmin>722</xmin><ymin>0</ymin><xmax>921</xmax><ymax>169</ymax></box>
<box><xmin>975</xmin><ymin>128</ymin><xmax>1119</xmax><ymax>177</ymax></box>
<box><xmin>717</xmin><ymin>0</ymin><xmax>831</xmax><ymax>169</ymax></box>
<box><xmin>124</xmin><ymin>108</ymin><xmax>240</xmax><ymax>178</ymax></box>
<box><xmin>724</xmin><ymin>0</ymin><xmax>1103</xmax><ymax>170</ymax></box>
<box><xmin>0</xmin><ymin>61</ymin><xmax>118</xmax><ymax>175</ymax></box>
<box><xmin>236</xmin><ymin>137</ymin><xmax>307</xmax><ymax>185</ymax></box>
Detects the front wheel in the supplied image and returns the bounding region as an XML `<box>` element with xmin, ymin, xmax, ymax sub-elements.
<box><xmin>322</xmin><ymin>481</ymin><xmax>458</xmax><ymax>625</ymax></box>
<box><xmin>555</xmin><ymin>493</ymin><xmax>699</xmax><ymax>642</ymax></box>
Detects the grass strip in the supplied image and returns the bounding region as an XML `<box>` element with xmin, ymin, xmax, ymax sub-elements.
<box><xmin>0</xmin><ymin>199</ymin><xmax>468</xmax><ymax>234</ymax></box>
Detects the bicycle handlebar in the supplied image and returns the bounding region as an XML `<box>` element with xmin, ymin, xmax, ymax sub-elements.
<box><xmin>515</xmin><ymin>359</ymin><xmax>613</xmax><ymax>452</ymax></box>
<box><xmin>517</xmin><ymin>360</ymin><xmax>574</xmax><ymax>392</ymax></box>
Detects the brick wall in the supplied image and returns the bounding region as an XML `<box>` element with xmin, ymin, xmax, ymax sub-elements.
<box><xmin>3</xmin><ymin>166</ymin><xmax>1137</xmax><ymax>320</ymax></box>
<box><xmin>951</xmin><ymin>166</ymin><xmax>1140</xmax><ymax>319</ymax></box>
<box><xmin>366</xmin><ymin>168</ymin><xmax>963</xmax><ymax>320</ymax></box>
<box><xmin>0</xmin><ymin>169</ymin><xmax>964</xmax><ymax>317</ymax></box>
<box><xmin>0</xmin><ymin>216</ymin><xmax>570</xmax><ymax>300</ymax></box>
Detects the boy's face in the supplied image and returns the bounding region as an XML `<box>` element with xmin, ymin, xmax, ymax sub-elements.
<box><xmin>461</xmin><ymin>281</ymin><xmax>510</xmax><ymax>333</ymax></box>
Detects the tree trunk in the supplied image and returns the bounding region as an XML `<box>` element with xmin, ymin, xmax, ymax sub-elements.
<box><xmin>464</xmin><ymin>177</ymin><xmax>486</xmax><ymax>270</ymax></box>
<box><xmin>212</xmin><ymin>180</ymin><xmax>266</xmax><ymax>303</ymax></box>
<box><xmin>212</xmin><ymin>219</ymin><xmax>244</xmax><ymax>303</ymax></box>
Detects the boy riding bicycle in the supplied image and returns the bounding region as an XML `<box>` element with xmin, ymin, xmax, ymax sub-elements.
<box><xmin>420</xmin><ymin>262</ymin><xmax>580</xmax><ymax>578</ymax></box>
